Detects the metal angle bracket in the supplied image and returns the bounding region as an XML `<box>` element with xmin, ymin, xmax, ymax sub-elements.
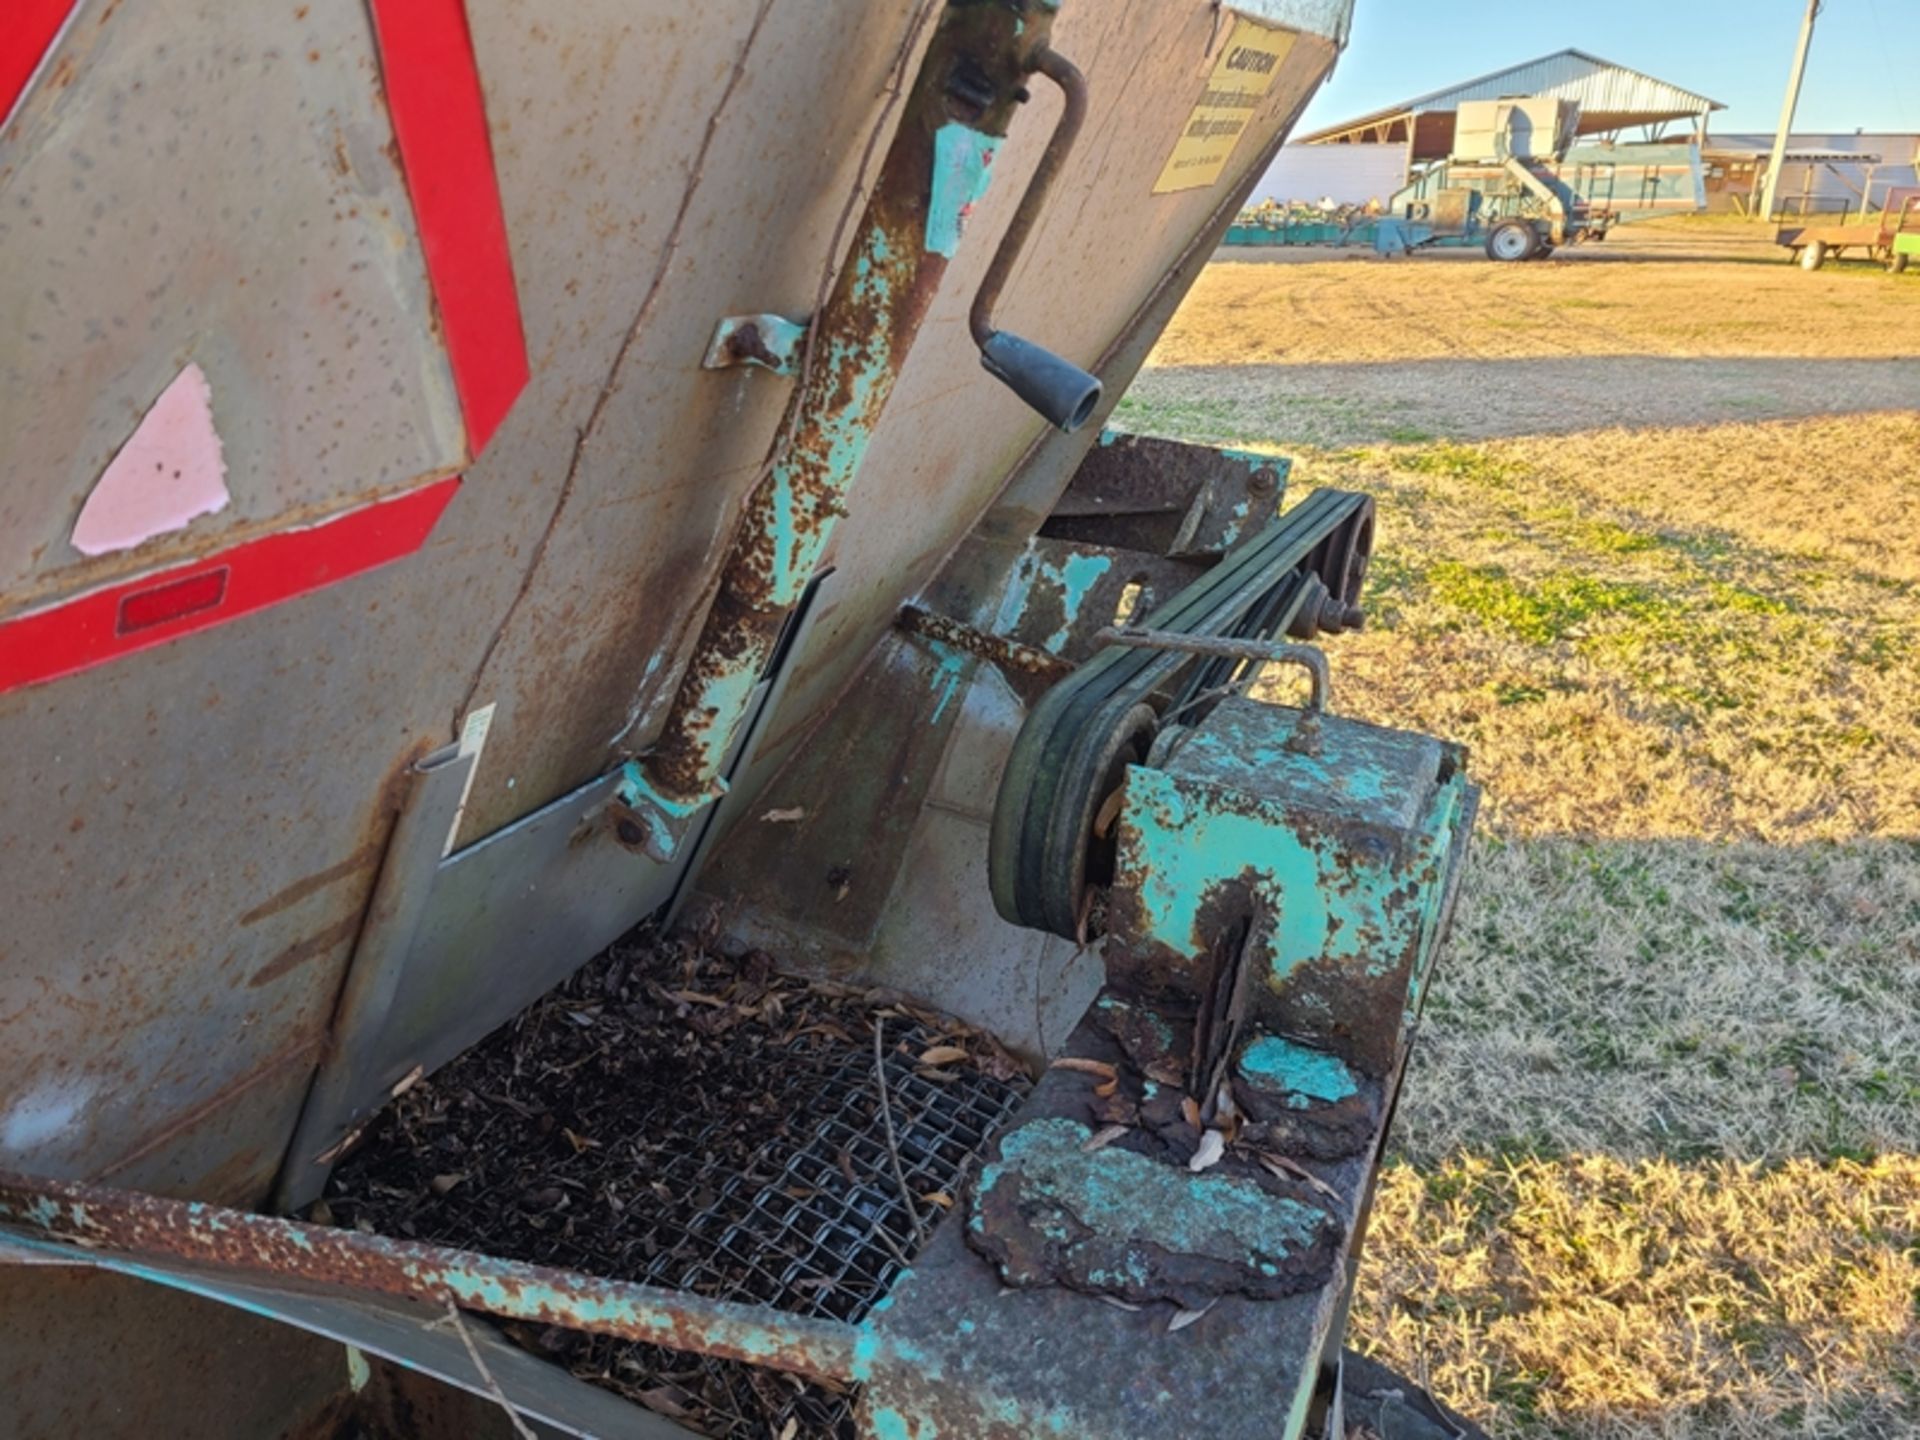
<box><xmin>701</xmin><ymin>313</ymin><xmax>809</xmax><ymax>376</ymax></box>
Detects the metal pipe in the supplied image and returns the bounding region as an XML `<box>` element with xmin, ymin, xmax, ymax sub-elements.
<box><xmin>969</xmin><ymin>48</ymin><xmax>1103</xmax><ymax>433</ymax></box>
<box><xmin>968</xmin><ymin>48</ymin><xmax>1089</xmax><ymax>350</ymax></box>
<box><xmin>1094</xmin><ymin>626</ymin><xmax>1330</xmax><ymax>713</ymax></box>
<box><xmin>622</xmin><ymin>3</ymin><xmax>1072</xmax><ymax>861</ymax></box>
<box><xmin>0</xmin><ymin>1169</ymin><xmax>862</xmax><ymax>1382</ymax></box>
<box><xmin>897</xmin><ymin>604</ymin><xmax>1073</xmax><ymax>682</ymax></box>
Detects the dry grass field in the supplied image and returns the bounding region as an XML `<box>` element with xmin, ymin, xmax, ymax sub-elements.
<box><xmin>1120</xmin><ymin>217</ymin><xmax>1920</xmax><ymax>1438</ymax></box>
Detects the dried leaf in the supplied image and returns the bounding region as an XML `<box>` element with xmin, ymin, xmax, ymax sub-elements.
<box><xmin>1258</xmin><ymin>1152</ymin><xmax>1342</xmax><ymax>1202</ymax></box>
<box><xmin>1167</xmin><ymin>1300</ymin><xmax>1217</xmax><ymax>1333</ymax></box>
<box><xmin>918</xmin><ymin>1044</ymin><xmax>970</xmax><ymax>1067</ymax></box>
<box><xmin>760</xmin><ymin>807</ymin><xmax>807</xmax><ymax>824</ymax></box>
<box><xmin>1213</xmin><ymin>1083</ymin><xmax>1238</xmax><ymax>1123</ymax></box>
<box><xmin>922</xmin><ymin>1190</ymin><xmax>955</xmax><ymax>1209</ymax></box>
<box><xmin>1050</xmin><ymin>1057</ymin><xmax>1118</xmax><ymax>1082</ymax></box>
<box><xmin>1095</xmin><ymin>1295</ymin><xmax>1142</xmax><ymax>1313</ymax></box>
<box><xmin>429</xmin><ymin>1172</ymin><xmax>465</xmax><ymax>1196</ymax></box>
<box><xmin>1181</xmin><ymin>1096</ymin><xmax>1204</xmax><ymax>1130</ymax></box>
<box><xmin>1094</xmin><ymin>1076</ymin><xmax>1120</xmax><ymax>1098</ymax></box>
<box><xmin>390</xmin><ymin>1065</ymin><xmax>424</xmax><ymax>1099</ymax></box>
<box><xmin>779</xmin><ymin>1421</ymin><xmax>799</xmax><ymax>1440</ymax></box>
<box><xmin>562</xmin><ymin>1127</ymin><xmax>598</xmax><ymax>1154</ymax></box>
<box><xmin>1187</xmin><ymin>1129</ymin><xmax>1226</xmax><ymax>1173</ymax></box>
<box><xmin>662</xmin><ymin>989</ymin><xmax>725</xmax><ymax>1008</ymax></box>
<box><xmin>915</xmin><ymin>1066</ymin><xmax>960</xmax><ymax>1084</ymax></box>
<box><xmin>1144</xmin><ymin>1057</ymin><xmax>1186</xmax><ymax>1087</ymax></box>
<box><xmin>635</xmin><ymin>1385</ymin><xmax>694</xmax><ymax>1419</ymax></box>
<box><xmin>1082</xmin><ymin>1124</ymin><xmax>1129</xmax><ymax>1153</ymax></box>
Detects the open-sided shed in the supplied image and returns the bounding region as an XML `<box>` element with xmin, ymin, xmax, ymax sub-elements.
<box><xmin>1299</xmin><ymin>48</ymin><xmax>1722</xmax><ymax>156</ymax></box>
<box><xmin>1253</xmin><ymin>49</ymin><xmax>1722</xmax><ymax>206</ymax></box>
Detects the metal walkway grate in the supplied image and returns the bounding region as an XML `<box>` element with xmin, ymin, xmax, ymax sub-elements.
<box><xmin>327</xmin><ymin>934</ymin><xmax>1029</xmax><ymax>1438</ymax></box>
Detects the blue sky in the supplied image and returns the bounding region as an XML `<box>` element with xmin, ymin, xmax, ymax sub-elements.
<box><xmin>1301</xmin><ymin>0</ymin><xmax>1920</xmax><ymax>136</ymax></box>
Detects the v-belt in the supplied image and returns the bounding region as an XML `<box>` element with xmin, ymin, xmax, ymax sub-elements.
<box><xmin>989</xmin><ymin>488</ymin><xmax>1374</xmax><ymax>939</ymax></box>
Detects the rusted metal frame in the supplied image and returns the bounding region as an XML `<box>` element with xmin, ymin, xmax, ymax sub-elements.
<box><xmin>896</xmin><ymin>603</ymin><xmax>1074</xmax><ymax>682</ymax></box>
<box><xmin>623</xmin><ymin>3</ymin><xmax>1071</xmax><ymax>863</ymax></box>
<box><xmin>0</xmin><ymin>1169</ymin><xmax>862</xmax><ymax>1384</ymax></box>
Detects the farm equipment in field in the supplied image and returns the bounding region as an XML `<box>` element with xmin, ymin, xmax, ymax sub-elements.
<box><xmin>1778</xmin><ymin>188</ymin><xmax>1920</xmax><ymax>272</ymax></box>
<box><xmin>1228</xmin><ymin>95</ymin><xmax>1706</xmax><ymax>261</ymax></box>
<box><xmin>1386</xmin><ymin>98</ymin><xmax>1707</xmax><ymax>261</ymax></box>
<box><xmin>0</xmin><ymin>2</ymin><xmax>1481</xmax><ymax>1438</ymax></box>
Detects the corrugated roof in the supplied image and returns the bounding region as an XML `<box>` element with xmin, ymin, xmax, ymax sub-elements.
<box><xmin>1299</xmin><ymin>49</ymin><xmax>1723</xmax><ymax>144</ymax></box>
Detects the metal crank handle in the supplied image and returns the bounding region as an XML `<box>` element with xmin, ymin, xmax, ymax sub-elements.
<box><xmin>1094</xmin><ymin>626</ymin><xmax>1332</xmax><ymax>714</ymax></box>
<box><xmin>969</xmin><ymin>47</ymin><xmax>1102</xmax><ymax>433</ymax></box>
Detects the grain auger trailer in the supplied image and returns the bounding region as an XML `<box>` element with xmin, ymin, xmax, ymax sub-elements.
<box><xmin>0</xmin><ymin>3</ymin><xmax>1478</xmax><ymax>1437</ymax></box>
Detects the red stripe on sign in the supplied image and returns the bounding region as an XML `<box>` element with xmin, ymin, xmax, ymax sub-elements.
<box><xmin>367</xmin><ymin>0</ymin><xmax>529</xmax><ymax>457</ymax></box>
<box><xmin>2</xmin><ymin>0</ymin><xmax>79</xmax><ymax>126</ymax></box>
<box><xmin>0</xmin><ymin>478</ymin><xmax>461</xmax><ymax>695</ymax></box>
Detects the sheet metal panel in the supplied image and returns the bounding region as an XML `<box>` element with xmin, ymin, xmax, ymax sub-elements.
<box><xmin>0</xmin><ymin>0</ymin><xmax>1350</xmax><ymax>1212</ymax></box>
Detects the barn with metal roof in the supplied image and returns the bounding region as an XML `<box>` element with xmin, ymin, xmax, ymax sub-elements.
<box><xmin>1298</xmin><ymin>49</ymin><xmax>1723</xmax><ymax>155</ymax></box>
<box><xmin>1251</xmin><ymin>50</ymin><xmax>1723</xmax><ymax>207</ymax></box>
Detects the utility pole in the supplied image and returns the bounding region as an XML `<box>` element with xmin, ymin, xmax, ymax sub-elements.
<box><xmin>1759</xmin><ymin>0</ymin><xmax>1822</xmax><ymax>222</ymax></box>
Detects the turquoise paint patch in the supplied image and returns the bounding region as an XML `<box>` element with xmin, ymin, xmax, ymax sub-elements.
<box><xmin>616</xmin><ymin>758</ymin><xmax>728</xmax><ymax>859</ymax></box>
<box><xmin>926</xmin><ymin>123</ymin><xmax>997</xmax><ymax>258</ymax></box>
<box><xmin>980</xmin><ymin>1117</ymin><xmax>1330</xmax><ymax>1263</ymax></box>
<box><xmin>925</xmin><ymin>637</ymin><xmax>970</xmax><ymax>724</ymax></box>
<box><xmin>1239</xmin><ymin>1035</ymin><xmax>1359</xmax><ymax>1106</ymax></box>
<box><xmin>345</xmin><ymin>1344</ymin><xmax>372</xmax><ymax>1393</ymax></box>
<box><xmin>1041</xmin><ymin>551</ymin><xmax>1112</xmax><ymax>652</ymax></box>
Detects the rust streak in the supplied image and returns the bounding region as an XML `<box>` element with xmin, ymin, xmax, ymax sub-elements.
<box><xmin>238</xmin><ymin>843</ymin><xmax>381</xmax><ymax>926</ymax></box>
<box><xmin>449</xmin><ymin>0</ymin><xmax>782</xmax><ymax>733</ymax></box>
<box><xmin>247</xmin><ymin>914</ymin><xmax>364</xmax><ymax>989</ymax></box>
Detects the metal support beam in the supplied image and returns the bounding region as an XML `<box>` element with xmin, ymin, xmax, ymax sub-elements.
<box><xmin>0</xmin><ymin>1169</ymin><xmax>862</xmax><ymax>1384</ymax></box>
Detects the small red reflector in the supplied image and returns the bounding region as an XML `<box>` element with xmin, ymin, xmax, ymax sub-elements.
<box><xmin>116</xmin><ymin>567</ymin><xmax>229</xmax><ymax>634</ymax></box>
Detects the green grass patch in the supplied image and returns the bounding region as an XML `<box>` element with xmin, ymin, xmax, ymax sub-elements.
<box><xmin>1428</xmin><ymin>562</ymin><xmax>1673</xmax><ymax>644</ymax></box>
<box><xmin>1392</xmin><ymin>442</ymin><xmax>1527</xmax><ymax>489</ymax></box>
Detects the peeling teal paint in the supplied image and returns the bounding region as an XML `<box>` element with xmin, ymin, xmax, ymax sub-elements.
<box><xmin>926</xmin><ymin>637</ymin><xmax>970</xmax><ymax>723</ymax></box>
<box><xmin>618</xmin><ymin>758</ymin><xmax>728</xmax><ymax>858</ymax></box>
<box><xmin>1039</xmin><ymin>550</ymin><xmax>1111</xmax><ymax>652</ymax></box>
<box><xmin>345</xmin><ymin>1344</ymin><xmax>371</xmax><ymax>1393</ymax></box>
<box><xmin>926</xmin><ymin>123</ymin><xmax>997</xmax><ymax>258</ymax></box>
<box><xmin>977</xmin><ymin>1117</ymin><xmax>1330</xmax><ymax>1264</ymax></box>
<box><xmin>1239</xmin><ymin>1035</ymin><xmax>1359</xmax><ymax>1107</ymax></box>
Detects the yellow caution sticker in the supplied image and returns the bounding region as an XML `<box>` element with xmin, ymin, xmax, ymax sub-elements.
<box><xmin>1153</xmin><ymin>17</ymin><xmax>1297</xmax><ymax>195</ymax></box>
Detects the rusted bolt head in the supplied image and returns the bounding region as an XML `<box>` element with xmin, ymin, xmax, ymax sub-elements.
<box><xmin>615</xmin><ymin>818</ymin><xmax>646</xmax><ymax>848</ymax></box>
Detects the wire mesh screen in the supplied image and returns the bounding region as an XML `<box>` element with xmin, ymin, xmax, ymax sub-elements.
<box><xmin>327</xmin><ymin>935</ymin><xmax>1030</xmax><ymax>1438</ymax></box>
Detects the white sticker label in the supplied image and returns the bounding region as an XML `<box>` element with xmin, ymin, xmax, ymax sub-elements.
<box><xmin>443</xmin><ymin>702</ymin><xmax>496</xmax><ymax>856</ymax></box>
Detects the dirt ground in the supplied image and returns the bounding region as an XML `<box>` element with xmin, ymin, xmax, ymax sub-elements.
<box><xmin>1135</xmin><ymin>218</ymin><xmax>1920</xmax><ymax>445</ymax></box>
<box><xmin>1124</xmin><ymin>215</ymin><xmax>1920</xmax><ymax>1439</ymax></box>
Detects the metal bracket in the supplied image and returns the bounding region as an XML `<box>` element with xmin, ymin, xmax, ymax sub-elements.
<box><xmin>1094</xmin><ymin>626</ymin><xmax>1329</xmax><ymax>713</ymax></box>
<box><xmin>701</xmin><ymin>313</ymin><xmax>808</xmax><ymax>375</ymax></box>
<box><xmin>609</xmin><ymin>758</ymin><xmax>726</xmax><ymax>863</ymax></box>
